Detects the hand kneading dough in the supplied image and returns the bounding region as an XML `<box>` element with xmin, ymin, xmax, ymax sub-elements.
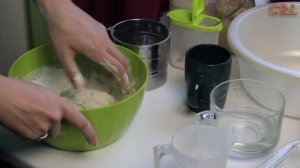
<box><xmin>61</xmin><ymin>88</ymin><xmax>115</xmax><ymax>110</ymax></box>
<box><xmin>26</xmin><ymin>67</ymin><xmax>123</xmax><ymax>110</ymax></box>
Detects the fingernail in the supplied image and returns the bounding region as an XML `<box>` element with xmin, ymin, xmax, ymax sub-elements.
<box><xmin>73</xmin><ymin>73</ymin><xmax>85</xmax><ymax>88</ymax></box>
<box><xmin>123</xmin><ymin>73</ymin><xmax>129</xmax><ymax>86</ymax></box>
<box><xmin>90</xmin><ymin>138</ymin><xmax>99</xmax><ymax>147</ymax></box>
<box><xmin>122</xmin><ymin>73</ymin><xmax>131</xmax><ymax>92</ymax></box>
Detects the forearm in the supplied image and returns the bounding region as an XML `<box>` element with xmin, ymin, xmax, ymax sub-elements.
<box><xmin>35</xmin><ymin>0</ymin><xmax>74</xmax><ymax>21</ymax></box>
<box><xmin>0</xmin><ymin>75</ymin><xmax>3</xmax><ymax>92</ymax></box>
<box><xmin>0</xmin><ymin>75</ymin><xmax>5</xmax><ymax>122</ymax></box>
<box><xmin>0</xmin><ymin>75</ymin><xmax>10</xmax><ymax>121</ymax></box>
<box><xmin>0</xmin><ymin>75</ymin><xmax>7</xmax><ymax>88</ymax></box>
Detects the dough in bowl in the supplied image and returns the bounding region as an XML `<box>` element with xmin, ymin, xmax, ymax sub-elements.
<box><xmin>60</xmin><ymin>88</ymin><xmax>115</xmax><ymax>110</ymax></box>
<box><xmin>25</xmin><ymin>66</ymin><xmax>121</xmax><ymax>110</ymax></box>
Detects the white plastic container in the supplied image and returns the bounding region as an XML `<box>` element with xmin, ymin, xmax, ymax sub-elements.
<box><xmin>228</xmin><ymin>3</ymin><xmax>300</xmax><ymax>118</ymax></box>
<box><xmin>169</xmin><ymin>23</ymin><xmax>221</xmax><ymax>69</ymax></box>
<box><xmin>167</xmin><ymin>0</ymin><xmax>223</xmax><ymax>69</ymax></box>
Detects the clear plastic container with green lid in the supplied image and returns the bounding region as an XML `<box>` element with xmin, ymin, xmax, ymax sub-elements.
<box><xmin>167</xmin><ymin>0</ymin><xmax>223</xmax><ymax>69</ymax></box>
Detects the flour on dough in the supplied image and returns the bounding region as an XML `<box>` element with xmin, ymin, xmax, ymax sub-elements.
<box><xmin>25</xmin><ymin>66</ymin><xmax>117</xmax><ymax>110</ymax></box>
<box><xmin>60</xmin><ymin>88</ymin><xmax>115</xmax><ymax>110</ymax></box>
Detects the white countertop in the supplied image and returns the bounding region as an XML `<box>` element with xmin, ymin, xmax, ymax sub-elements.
<box><xmin>1</xmin><ymin>58</ymin><xmax>300</xmax><ymax>168</ymax></box>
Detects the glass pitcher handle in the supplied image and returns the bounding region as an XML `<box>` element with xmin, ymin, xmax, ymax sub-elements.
<box><xmin>195</xmin><ymin>110</ymin><xmax>217</xmax><ymax>126</ymax></box>
<box><xmin>153</xmin><ymin>144</ymin><xmax>173</xmax><ymax>168</ymax></box>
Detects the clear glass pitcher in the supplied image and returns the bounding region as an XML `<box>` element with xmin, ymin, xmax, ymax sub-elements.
<box><xmin>153</xmin><ymin>118</ymin><xmax>234</xmax><ymax>168</ymax></box>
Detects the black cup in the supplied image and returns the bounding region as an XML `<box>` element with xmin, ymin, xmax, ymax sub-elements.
<box><xmin>185</xmin><ymin>44</ymin><xmax>232</xmax><ymax>112</ymax></box>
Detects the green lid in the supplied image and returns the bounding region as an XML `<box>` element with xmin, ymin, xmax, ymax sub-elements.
<box><xmin>167</xmin><ymin>0</ymin><xmax>223</xmax><ymax>32</ymax></box>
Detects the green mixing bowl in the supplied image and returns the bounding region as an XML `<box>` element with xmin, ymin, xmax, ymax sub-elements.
<box><xmin>8</xmin><ymin>44</ymin><xmax>148</xmax><ymax>151</ymax></box>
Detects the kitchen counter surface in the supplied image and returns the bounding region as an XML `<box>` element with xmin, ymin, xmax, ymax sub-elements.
<box><xmin>1</xmin><ymin>58</ymin><xmax>300</xmax><ymax>168</ymax></box>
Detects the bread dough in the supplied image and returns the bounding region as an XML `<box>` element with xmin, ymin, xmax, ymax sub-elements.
<box><xmin>25</xmin><ymin>66</ymin><xmax>125</xmax><ymax>110</ymax></box>
<box><xmin>60</xmin><ymin>88</ymin><xmax>115</xmax><ymax>110</ymax></box>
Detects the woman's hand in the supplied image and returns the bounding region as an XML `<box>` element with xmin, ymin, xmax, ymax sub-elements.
<box><xmin>36</xmin><ymin>0</ymin><xmax>130</xmax><ymax>91</ymax></box>
<box><xmin>0</xmin><ymin>76</ymin><xmax>98</xmax><ymax>146</ymax></box>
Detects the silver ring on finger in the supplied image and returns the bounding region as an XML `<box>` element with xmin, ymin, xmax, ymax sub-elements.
<box><xmin>37</xmin><ymin>132</ymin><xmax>48</xmax><ymax>141</ymax></box>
